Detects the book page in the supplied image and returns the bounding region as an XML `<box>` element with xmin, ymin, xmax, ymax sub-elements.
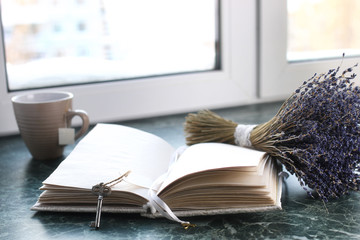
<box><xmin>43</xmin><ymin>124</ymin><xmax>175</xmax><ymax>200</ymax></box>
<box><xmin>158</xmin><ymin>155</ymin><xmax>280</xmax><ymax>210</ymax></box>
<box><xmin>158</xmin><ymin>143</ymin><xmax>266</xmax><ymax>193</ymax></box>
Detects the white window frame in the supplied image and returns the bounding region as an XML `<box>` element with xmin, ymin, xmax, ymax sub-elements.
<box><xmin>259</xmin><ymin>0</ymin><xmax>360</xmax><ymax>100</ymax></box>
<box><xmin>0</xmin><ymin>0</ymin><xmax>257</xmax><ymax>136</ymax></box>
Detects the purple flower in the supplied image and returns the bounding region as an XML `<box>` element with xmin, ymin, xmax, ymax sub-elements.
<box><xmin>252</xmin><ymin>63</ymin><xmax>360</xmax><ymax>202</ymax></box>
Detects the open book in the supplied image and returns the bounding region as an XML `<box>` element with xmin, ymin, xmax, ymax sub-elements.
<box><xmin>32</xmin><ymin>123</ymin><xmax>283</xmax><ymax>219</ymax></box>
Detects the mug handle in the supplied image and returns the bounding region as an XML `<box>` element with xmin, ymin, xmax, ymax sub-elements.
<box><xmin>66</xmin><ymin>110</ymin><xmax>90</xmax><ymax>140</ymax></box>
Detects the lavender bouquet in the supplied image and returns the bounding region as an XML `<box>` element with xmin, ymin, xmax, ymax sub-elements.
<box><xmin>184</xmin><ymin>64</ymin><xmax>360</xmax><ymax>202</ymax></box>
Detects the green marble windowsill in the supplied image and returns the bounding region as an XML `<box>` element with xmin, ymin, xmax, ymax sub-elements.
<box><xmin>1</xmin><ymin>101</ymin><xmax>359</xmax><ymax>240</ymax></box>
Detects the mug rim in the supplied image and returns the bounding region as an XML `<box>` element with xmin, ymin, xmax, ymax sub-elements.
<box><xmin>11</xmin><ymin>91</ymin><xmax>73</xmax><ymax>104</ymax></box>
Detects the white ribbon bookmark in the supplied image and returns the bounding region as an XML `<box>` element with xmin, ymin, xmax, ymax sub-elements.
<box><xmin>148</xmin><ymin>188</ymin><xmax>195</xmax><ymax>229</ymax></box>
<box><xmin>146</xmin><ymin>146</ymin><xmax>195</xmax><ymax>229</ymax></box>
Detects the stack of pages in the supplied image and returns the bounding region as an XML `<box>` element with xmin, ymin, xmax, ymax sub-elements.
<box><xmin>32</xmin><ymin>123</ymin><xmax>283</xmax><ymax>217</ymax></box>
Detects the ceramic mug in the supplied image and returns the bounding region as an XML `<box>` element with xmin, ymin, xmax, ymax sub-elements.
<box><xmin>12</xmin><ymin>91</ymin><xmax>90</xmax><ymax>160</ymax></box>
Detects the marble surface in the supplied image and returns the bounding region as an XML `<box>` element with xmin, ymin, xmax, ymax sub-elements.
<box><xmin>1</xmin><ymin>101</ymin><xmax>360</xmax><ymax>240</ymax></box>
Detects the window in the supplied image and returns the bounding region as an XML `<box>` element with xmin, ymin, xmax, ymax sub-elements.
<box><xmin>259</xmin><ymin>0</ymin><xmax>360</xmax><ymax>99</ymax></box>
<box><xmin>288</xmin><ymin>0</ymin><xmax>360</xmax><ymax>62</ymax></box>
<box><xmin>2</xmin><ymin>0</ymin><xmax>219</xmax><ymax>90</ymax></box>
<box><xmin>0</xmin><ymin>1</ymin><xmax>257</xmax><ymax>135</ymax></box>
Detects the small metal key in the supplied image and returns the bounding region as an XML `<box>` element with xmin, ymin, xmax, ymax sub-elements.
<box><xmin>90</xmin><ymin>182</ymin><xmax>112</xmax><ymax>229</ymax></box>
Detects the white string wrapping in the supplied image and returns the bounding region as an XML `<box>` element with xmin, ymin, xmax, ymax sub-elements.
<box><xmin>234</xmin><ymin>124</ymin><xmax>256</xmax><ymax>147</ymax></box>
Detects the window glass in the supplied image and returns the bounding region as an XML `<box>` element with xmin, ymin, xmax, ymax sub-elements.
<box><xmin>287</xmin><ymin>0</ymin><xmax>360</xmax><ymax>61</ymax></box>
<box><xmin>1</xmin><ymin>0</ymin><xmax>219</xmax><ymax>90</ymax></box>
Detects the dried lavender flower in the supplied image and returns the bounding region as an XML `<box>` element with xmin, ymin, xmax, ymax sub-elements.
<box><xmin>250</xmin><ymin>63</ymin><xmax>360</xmax><ymax>202</ymax></box>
